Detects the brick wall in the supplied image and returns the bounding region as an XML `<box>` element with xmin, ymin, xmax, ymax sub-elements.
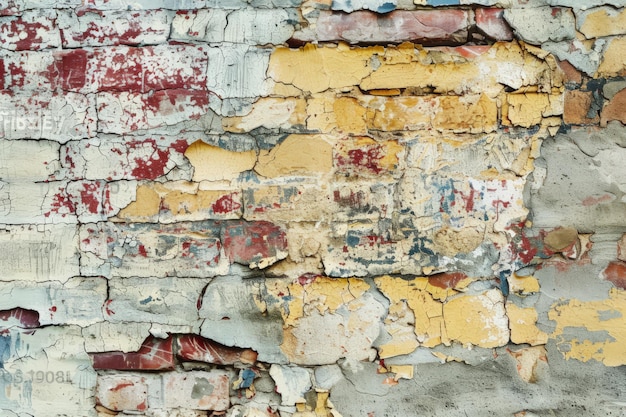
<box><xmin>1</xmin><ymin>0</ymin><xmax>626</xmax><ymax>416</ymax></box>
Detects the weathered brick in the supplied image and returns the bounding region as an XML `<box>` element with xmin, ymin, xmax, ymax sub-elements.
<box><xmin>199</xmin><ymin>275</ymin><xmax>286</xmax><ymax>363</ymax></box>
<box><xmin>299</xmin><ymin>10</ymin><xmax>468</xmax><ymax>44</ymax></box>
<box><xmin>475</xmin><ymin>8</ymin><xmax>513</xmax><ymax>41</ymax></box>
<box><xmin>275</xmin><ymin>276</ymin><xmax>384</xmax><ymax>365</ymax></box>
<box><xmin>116</xmin><ymin>182</ymin><xmax>243</xmax><ymax>223</ymax></box>
<box><xmin>96</xmin><ymin>375</ymin><xmax>149</xmax><ymax>412</ymax></box>
<box><xmin>222</xmin><ymin>220</ymin><xmax>288</xmax><ymax>268</ymax></box>
<box><xmin>0</xmin><ymin>224</ymin><xmax>79</xmax><ymax>283</ymax></box>
<box><xmin>50</xmin><ymin>44</ymin><xmax>208</xmax><ymax>94</ymax></box>
<box><xmin>255</xmin><ymin>134</ymin><xmax>333</xmax><ymax>178</ymax></box>
<box><xmin>0</xmin><ymin>10</ymin><xmax>60</xmax><ymax>50</ymax></box>
<box><xmin>222</xmin><ymin>97</ymin><xmax>306</xmax><ymax>133</ymax></box>
<box><xmin>162</xmin><ymin>371</ymin><xmax>230</xmax><ymax>411</ymax></box>
<box><xmin>62</xmin><ymin>135</ymin><xmax>193</xmax><ymax>181</ymax></box>
<box><xmin>602</xmin><ymin>261</ymin><xmax>626</xmax><ymax>289</ymax></box>
<box><xmin>505</xmin><ymin>93</ymin><xmax>563</xmax><ymax>128</ymax></box>
<box><xmin>601</xmin><ymin>88</ymin><xmax>626</xmax><ymax>126</ymax></box>
<box><xmin>224</xmin><ymin>8</ymin><xmax>294</xmax><ymax>44</ymax></box>
<box><xmin>207</xmin><ymin>44</ymin><xmax>271</xmax><ymax>99</ymax></box>
<box><xmin>242</xmin><ymin>184</ymin><xmax>332</xmax><ymax>223</ymax></box>
<box><xmin>0</xmin><ymin>307</ymin><xmax>40</xmax><ymax>328</ymax></box>
<box><xmin>79</xmin><ymin>222</ymin><xmax>228</xmax><ymax>278</ymax></box>
<box><xmin>0</xmin><ymin>139</ymin><xmax>60</xmax><ymax>182</ymax></box>
<box><xmin>269</xmin><ymin>43</ymin><xmax>379</xmax><ymax>94</ymax></box>
<box><xmin>0</xmin><ymin>277</ymin><xmax>105</xmax><ymax>326</ymax></box>
<box><xmin>96</xmin><ymin>89</ymin><xmax>210</xmax><ymax>134</ymax></box>
<box><xmin>82</xmin><ymin>0</ymin><xmax>206</xmax><ymax>10</ymax></box>
<box><xmin>103</xmin><ymin>277</ymin><xmax>206</xmax><ymax>332</ymax></box>
<box><xmin>58</xmin><ymin>9</ymin><xmax>171</xmax><ymax>48</ymax></box>
<box><xmin>334</xmin><ymin>137</ymin><xmax>403</xmax><ymax>177</ymax></box>
<box><xmin>504</xmin><ymin>7</ymin><xmax>576</xmax><ymax>44</ymax></box>
<box><xmin>170</xmin><ymin>8</ymin><xmax>228</xmax><ymax>42</ymax></box>
<box><xmin>176</xmin><ymin>334</ymin><xmax>258</xmax><ymax>365</ymax></box>
<box><xmin>91</xmin><ymin>335</ymin><xmax>176</xmax><ymax>371</ymax></box>
<box><xmin>0</xmin><ymin>326</ymin><xmax>96</xmax><ymax>416</ymax></box>
<box><xmin>564</xmin><ymin>90</ymin><xmax>599</xmax><ymax>125</ymax></box>
<box><xmin>0</xmin><ymin>91</ymin><xmax>97</xmax><ymax>141</ymax></box>
<box><xmin>83</xmin><ymin>321</ymin><xmax>152</xmax><ymax>353</ymax></box>
<box><xmin>185</xmin><ymin>140</ymin><xmax>257</xmax><ymax>182</ymax></box>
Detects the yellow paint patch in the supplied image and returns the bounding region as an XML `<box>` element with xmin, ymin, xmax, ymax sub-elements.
<box><xmin>549</xmin><ymin>288</ymin><xmax>626</xmax><ymax>366</ymax></box>
<box><xmin>184</xmin><ymin>141</ymin><xmax>257</xmax><ymax>182</ymax></box>
<box><xmin>508</xmin><ymin>346</ymin><xmax>547</xmax><ymax>383</ymax></box>
<box><xmin>505</xmin><ymin>93</ymin><xmax>563</xmax><ymax>128</ymax></box>
<box><xmin>508</xmin><ymin>273</ymin><xmax>541</xmax><ymax>295</ymax></box>
<box><xmin>443</xmin><ymin>289</ymin><xmax>509</xmax><ymax>348</ymax></box>
<box><xmin>268</xmin><ymin>43</ymin><xmax>383</xmax><ymax>94</ymax></box>
<box><xmin>115</xmin><ymin>183</ymin><xmax>162</xmax><ymax>221</ymax></box>
<box><xmin>255</xmin><ymin>134</ymin><xmax>333</xmax><ymax>178</ymax></box>
<box><xmin>506</xmin><ymin>302</ymin><xmax>548</xmax><ymax>346</ymax></box>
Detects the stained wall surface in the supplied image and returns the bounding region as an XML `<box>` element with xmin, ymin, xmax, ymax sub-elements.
<box><xmin>1</xmin><ymin>0</ymin><xmax>626</xmax><ymax>416</ymax></box>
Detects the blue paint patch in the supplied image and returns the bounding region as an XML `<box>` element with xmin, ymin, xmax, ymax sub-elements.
<box><xmin>346</xmin><ymin>232</ymin><xmax>361</xmax><ymax>248</ymax></box>
<box><xmin>377</xmin><ymin>2</ymin><xmax>396</xmax><ymax>12</ymax></box>
<box><xmin>139</xmin><ymin>296</ymin><xmax>153</xmax><ymax>305</ymax></box>
<box><xmin>0</xmin><ymin>335</ymin><xmax>10</xmax><ymax>369</ymax></box>
<box><xmin>499</xmin><ymin>270</ymin><xmax>510</xmax><ymax>297</ymax></box>
<box><xmin>239</xmin><ymin>369</ymin><xmax>256</xmax><ymax>389</ymax></box>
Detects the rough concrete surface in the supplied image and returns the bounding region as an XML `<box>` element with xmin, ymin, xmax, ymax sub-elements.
<box><xmin>1</xmin><ymin>1</ymin><xmax>626</xmax><ymax>417</ymax></box>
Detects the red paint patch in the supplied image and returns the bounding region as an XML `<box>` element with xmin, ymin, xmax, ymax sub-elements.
<box><xmin>297</xmin><ymin>273</ymin><xmax>319</xmax><ymax>286</ymax></box>
<box><xmin>0</xmin><ymin>308</ymin><xmax>40</xmax><ymax>328</ymax></box>
<box><xmin>428</xmin><ymin>272</ymin><xmax>467</xmax><ymax>289</ymax></box>
<box><xmin>212</xmin><ymin>193</ymin><xmax>242</xmax><ymax>215</ymax></box>
<box><xmin>91</xmin><ymin>335</ymin><xmax>175</xmax><ymax>371</ymax></box>
<box><xmin>128</xmin><ymin>139</ymin><xmax>170</xmax><ymax>180</ymax></box>
<box><xmin>582</xmin><ymin>193</ymin><xmax>614</xmax><ymax>206</ymax></box>
<box><xmin>222</xmin><ymin>221</ymin><xmax>288</xmax><ymax>266</ymax></box>
<box><xmin>176</xmin><ymin>334</ymin><xmax>258</xmax><ymax>365</ymax></box>
<box><xmin>57</xmin><ymin>49</ymin><xmax>88</xmax><ymax>90</ymax></box>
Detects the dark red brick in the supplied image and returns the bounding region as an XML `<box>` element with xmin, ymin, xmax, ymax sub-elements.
<box><xmin>91</xmin><ymin>335</ymin><xmax>175</xmax><ymax>371</ymax></box>
<box><xmin>176</xmin><ymin>334</ymin><xmax>257</xmax><ymax>365</ymax></box>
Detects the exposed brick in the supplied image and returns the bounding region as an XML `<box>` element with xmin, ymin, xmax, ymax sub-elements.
<box><xmin>96</xmin><ymin>375</ymin><xmax>148</xmax><ymax>412</ymax></box>
<box><xmin>601</xmin><ymin>88</ymin><xmax>626</xmax><ymax>126</ymax></box>
<box><xmin>603</xmin><ymin>261</ymin><xmax>626</xmax><ymax>290</ymax></box>
<box><xmin>0</xmin><ymin>10</ymin><xmax>60</xmax><ymax>50</ymax></box>
<box><xmin>91</xmin><ymin>335</ymin><xmax>176</xmax><ymax>371</ymax></box>
<box><xmin>58</xmin><ymin>9</ymin><xmax>171</xmax><ymax>48</ymax></box>
<box><xmin>162</xmin><ymin>371</ymin><xmax>230</xmax><ymax>411</ymax></box>
<box><xmin>475</xmin><ymin>8</ymin><xmax>513</xmax><ymax>41</ymax></box>
<box><xmin>300</xmin><ymin>10</ymin><xmax>468</xmax><ymax>44</ymax></box>
<box><xmin>0</xmin><ymin>307</ymin><xmax>40</xmax><ymax>329</ymax></box>
<box><xmin>176</xmin><ymin>334</ymin><xmax>258</xmax><ymax>365</ymax></box>
<box><xmin>564</xmin><ymin>90</ymin><xmax>599</xmax><ymax>125</ymax></box>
